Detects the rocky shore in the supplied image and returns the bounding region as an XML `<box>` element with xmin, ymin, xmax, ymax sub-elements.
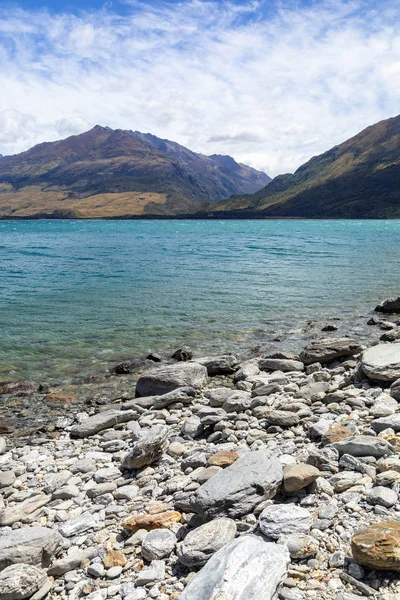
<box><xmin>3</xmin><ymin>298</ymin><xmax>400</xmax><ymax>599</ymax></box>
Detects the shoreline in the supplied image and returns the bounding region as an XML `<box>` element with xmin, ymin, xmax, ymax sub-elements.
<box><xmin>1</xmin><ymin>299</ymin><xmax>400</xmax><ymax>598</ymax></box>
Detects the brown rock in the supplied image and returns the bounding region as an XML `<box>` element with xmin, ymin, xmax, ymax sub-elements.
<box><xmin>103</xmin><ymin>549</ymin><xmax>127</xmax><ymax>568</ymax></box>
<box><xmin>322</xmin><ymin>425</ymin><xmax>352</xmax><ymax>445</ymax></box>
<box><xmin>0</xmin><ymin>380</ymin><xmax>35</xmax><ymax>396</ymax></box>
<box><xmin>44</xmin><ymin>393</ymin><xmax>77</xmax><ymax>404</ymax></box>
<box><xmin>123</xmin><ymin>511</ymin><xmax>182</xmax><ymax>533</ymax></box>
<box><xmin>352</xmin><ymin>521</ymin><xmax>400</xmax><ymax>571</ymax></box>
<box><xmin>283</xmin><ymin>463</ymin><xmax>321</xmax><ymax>493</ymax></box>
<box><xmin>207</xmin><ymin>451</ymin><xmax>239</xmax><ymax>468</ymax></box>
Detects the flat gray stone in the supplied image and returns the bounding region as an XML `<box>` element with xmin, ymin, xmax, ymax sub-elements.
<box><xmin>179</xmin><ymin>535</ymin><xmax>290</xmax><ymax>600</ymax></box>
<box><xmin>188</xmin><ymin>450</ymin><xmax>282</xmax><ymax>519</ymax></box>
<box><xmin>0</xmin><ymin>471</ymin><xmax>15</xmax><ymax>489</ymax></box>
<box><xmin>259</xmin><ymin>504</ymin><xmax>313</xmax><ymax>539</ymax></box>
<box><xmin>0</xmin><ymin>494</ymin><xmax>51</xmax><ymax>526</ymax></box>
<box><xmin>122</xmin><ymin>425</ymin><xmax>168</xmax><ymax>470</ymax></box>
<box><xmin>135</xmin><ymin>560</ymin><xmax>165</xmax><ymax>585</ymax></box>
<box><xmin>367</xmin><ymin>486</ymin><xmax>398</xmax><ymax>508</ymax></box>
<box><xmin>0</xmin><ymin>564</ymin><xmax>47</xmax><ymax>600</ymax></box>
<box><xmin>300</xmin><ymin>338</ymin><xmax>362</xmax><ymax>365</ymax></box>
<box><xmin>70</xmin><ymin>409</ymin><xmax>138</xmax><ymax>438</ymax></box>
<box><xmin>372</xmin><ymin>414</ymin><xmax>400</xmax><ymax>433</ymax></box>
<box><xmin>141</xmin><ymin>529</ymin><xmax>176</xmax><ymax>560</ymax></box>
<box><xmin>47</xmin><ymin>547</ymin><xmax>98</xmax><ymax>576</ymax></box>
<box><xmin>177</xmin><ymin>518</ymin><xmax>237</xmax><ymax>566</ymax></box>
<box><xmin>0</xmin><ymin>527</ymin><xmax>63</xmax><ymax>570</ymax></box>
<box><xmin>59</xmin><ymin>512</ymin><xmax>97</xmax><ymax>537</ymax></box>
<box><xmin>260</xmin><ymin>358</ymin><xmax>304</xmax><ymax>372</ymax></box>
<box><xmin>153</xmin><ymin>387</ymin><xmax>196</xmax><ymax>409</ymax></box>
<box><xmin>135</xmin><ymin>362</ymin><xmax>208</xmax><ymax>397</ymax></box>
<box><xmin>328</xmin><ymin>435</ymin><xmax>394</xmax><ymax>458</ymax></box>
<box><xmin>193</xmin><ymin>355</ymin><xmax>238</xmax><ymax>375</ymax></box>
<box><xmin>362</xmin><ymin>343</ymin><xmax>400</xmax><ymax>382</ymax></box>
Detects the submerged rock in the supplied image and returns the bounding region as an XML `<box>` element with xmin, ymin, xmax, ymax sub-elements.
<box><xmin>189</xmin><ymin>450</ymin><xmax>282</xmax><ymax>520</ymax></box>
<box><xmin>375</xmin><ymin>297</ymin><xmax>400</xmax><ymax>314</ymax></box>
<box><xmin>135</xmin><ymin>362</ymin><xmax>208</xmax><ymax>396</ymax></box>
<box><xmin>179</xmin><ymin>535</ymin><xmax>290</xmax><ymax>600</ymax></box>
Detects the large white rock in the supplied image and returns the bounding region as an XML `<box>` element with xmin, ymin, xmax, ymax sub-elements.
<box><xmin>0</xmin><ymin>564</ymin><xmax>47</xmax><ymax>600</ymax></box>
<box><xmin>135</xmin><ymin>362</ymin><xmax>208</xmax><ymax>397</ymax></box>
<box><xmin>179</xmin><ymin>535</ymin><xmax>289</xmax><ymax>600</ymax></box>
<box><xmin>0</xmin><ymin>527</ymin><xmax>63</xmax><ymax>570</ymax></box>
<box><xmin>362</xmin><ymin>343</ymin><xmax>400</xmax><ymax>382</ymax></box>
<box><xmin>259</xmin><ymin>504</ymin><xmax>313</xmax><ymax>539</ymax></box>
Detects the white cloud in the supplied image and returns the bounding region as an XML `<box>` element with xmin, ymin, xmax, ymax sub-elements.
<box><xmin>0</xmin><ymin>0</ymin><xmax>400</xmax><ymax>175</ymax></box>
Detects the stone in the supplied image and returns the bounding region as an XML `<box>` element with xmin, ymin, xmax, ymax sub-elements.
<box><xmin>207</xmin><ymin>450</ymin><xmax>238</xmax><ymax>468</ymax></box>
<box><xmin>152</xmin><ymin>387</ymin><xmax>196</xmax><ymax>409</ymax></box>
<box><xmin>263</xmin><ymin>410</ymin><xmax>300</xmax><ymax>427</ymax></box>
<box><xmin>177</xmin><ymin>518</ymin><xmax>237</xmax><ymax>566</ymax></box>
<box><xmin>181</xmin><ymin>415</ymin><xmax>203</xmax><ymax>439</ymax></box>
<box><xmin>189</xmin><ymin>450</ymin><xmax>282</xmax><ymax>519</ymax></box>
<box><xmin>0</xmin><ymin>564</ymin><xmax>47</xmax><ymax>600</ymax></box>
<box><xmin>283</xmin><ymin>463</ymin><xmax>320</xmax><ymax>493</ymax></box>
<box><xmin>260</xmin><ymin>358</ymin><xmax>304</xmax><ymax>372</ymax></box>
<box><xmin>367</xmin><ymin>486</ymin><xmax>398</xmax><ymax>508</ymax></box>
<box><xmin>103</xmin><ymin>549</ymin><xmax>127</xmax><ymax>568</ymax></box>
<box><xmin>178</xmin><ymin>535</ymin><xmax>290</xmax><ymax>600</ymax></box>
<box><xmin>122</xmin><ymin>425</ymin><xmax>168</xmax><ymax>469</ymax></box>
<box><xmin>135</xmin><ymin>560</ymin><xmax>165</xmax><ymax>585</ymax></box>
<box><xmin>194</xmin><ymin>354</ymin><xmax>239</xmax><ymax>375</ymax></box>
<box><xmin>48</xmin><ymin>548</ymin><xmax>98</xmax><ymax>576</ymax></box>
<box><xmin>362</xmin><ymin>343</ymin><xmax>400</xmax><ymax>382</ymax></box>
<box><xmin>299</xmin><ymin>338</ymin><xmax>362</xmax><ymax>365</ymax></box>
<box><xmin>123</xmin><ymin>510</ymin><xmax>182</xmax><ymax>532</ymax></box>
<box><xmin>142</xmin><ymin>529</ymin><xmax>176</xmax><ymax>560</ymax></box>
<box><xmin>70</xmin><ymin>409</ymin><xmax>138</xmax><ymax>438</ymax></box>
<box><xmin>59</xmin><ymin>512</ymin><xmax>97</xmax><ymax>537</ymax></box>
<box><xmin>222</xmin><ymin>391</ymin><xmax>251</xmax><ymax>413</ymax></box>
<box><xmin>259</xmin><ymin>504</ymin><xmax>313</xmax><ymax>539</ymax></box>
<box><xmin>390</xmin><ymin>377</ymin><xmax>400</xmax><ymax>400</ymax></box>
<box><xmin>328</xmin><ymin>435</ymin><xmax>394</xmax><ymax>457</ymax></box>
<box><xmin>282</xmin><ymin>535</ymin><xmax>318</xmax><ymax>559</ymax></box>
<box><xmin>0</xmin><ymin>471</ymin><xmax>15</xmax><ymax>488</ymax></box>
<box><xmin>0</xmin><ymin>438</ymin><xmax>6</xmax><ymax>454</ymax></box>
<box><xmin>0</xmin><ymin>494</ymin><xmax>51</xmax><ymax>526</ymax></box>
<box><xmin>87</xmin><ymin>563</ymin><xmax>105</xmax><ymax>578</ymax></box>
<box><xmin>171</xmin><ymin>346</ymin><xmax>193</xmax><ymax>361</ymax></box>
<box><xmin>204</xmin><ymin>388</ymin><xmax>234</xmax><ymax>407</ymax></box>
<box><xmin>135</xmin><ymin>362</ymin><xmax>208</xmax><ymax>397</ymax></box>
<box><xmin>0</xmin><ymin>381</ymin><xmax>35</xmax><ymax>396</ymax></box>
<box><xmin>0</xmin><ymin>527</ymin><xmax>62</xmax><ymax>571</ymax></box>
<box><xmin>370</xmin><ymin>393</ymin><xmax>398</xmax><ymax>417</ymax></box>
<box><xmin>375</xmin><ymin>297</ymin><xmax>400</xmax><ymax>313</ymax></box>
<box><xmin>114</xmin><ymin>484</ymin><xmax>139</xmax><ymax>500</ymax></box>
<box><xmin>372</xmin><ymin>414</ymin><xmax>400</xmax><ymax>433</ymax></box>
<box><xmin>352</xmin><ymin>521</ymin><xmax>400</xmax><ymax>570</ymax></box>
<box><xmin>322</xmin><ymin>425</ymin><xmax>353</xmax><ymax>445</ymax></box>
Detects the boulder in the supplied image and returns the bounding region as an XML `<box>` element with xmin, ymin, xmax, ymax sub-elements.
<box><xmin>141</xmin><ymin>529</ymin><xmax>176</xmax><ymax>560</ymax></box>
<box><xmin>189</xmin><ymin>450</ymin><xmax>282</xmax><ymax>519</ymax></box>
<box><xmin>177</xmin><ymin>518</ymin><xmax>237</xmax><ymax>567</ymax></box>
<box><xmin>135</xmin><ymin>362</ymin><xmax>208</xmax><ymax>397</ymax></box>
<box><xmin>283</xmin><ymin>463</ymin><xmax>321</xmax><ymax>493</ymax></box>
<box><xmin>352</xmin><ymin>521</ymin><xmax>400</xmax><ymax>570</ymax></box>
<box><xmin>0</xmin><ymin>494</ymin><xmax>51</xmax><ymax>526</ymax></box>
<box><xmin>178</xmin><ymin>535</ymin><xmax>289</xmax><ymax>600</ymax></box>
<box><xmin>193</xmin><ymin>354</ymin><xmax>238</xmax><ymax>375</ymax></box>
<box><xmin>171</xmin><ymin>346</ymin><xmax>193</xmax><ymax>361</ymax></box>
<box><xmin>0</xmin><ymin>527</ymin><xmax>63</xmax><ymax>570</ymax></box>
<box><xmin>299</xmin><ymin>338</ymin><xmax>362</xmax><ymax>365</ymax></box>
<box><xmin>372</xmin><ymin>414</ymin><xmax>400</xmax><ymax>433</ymax></box>
<box><xmin>259</xmin><ymin>504</ymin><xmax>313</xmax><ymax>539</ymax></box>
<box><xmin>375</xmin><ymin>297</ymin><xmax>400</xmax><ymax>314</ymax></box>
<box><xmin>0</xmin><ymin>564</ymin><xmax>47</xmax><ymax>600</ymax></box>
<box><xmin>122</xmin><ymin>425</ymin><xmax>169</xmax><ymax>470</ymax></box>
<box><xmin>328</xmin><ymin>435</ymin><xmax>394</xmax><ymax>458</ymax></box>
<box><xmin>260</xmin><ymin>358</ymin><xmax>304</xmax><ymax>373</ymax></box>
<box><xmin>70</xmin><ymin>409</ymin><xmax>138</xmax><ymax>438</ymax></box>
<box><xmin>362</xmin><ymin>343</ymin><xmax>400</xmax><ymax>382</ymax></box>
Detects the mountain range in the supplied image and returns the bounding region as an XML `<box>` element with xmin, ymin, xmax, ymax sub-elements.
<box><xmin>0</xmin><ymin>126</ymin><xmax>270</xmax><ymax>218</ymax></box>
<box><xmin>1</xmin><ymin>114</ymin><xmax>400</xmax><ymax>218</ymax></box>
<box><xmin>206</xmin><ymin>114</ymin><xmax>400</xmax><ymax>218</ymax></box>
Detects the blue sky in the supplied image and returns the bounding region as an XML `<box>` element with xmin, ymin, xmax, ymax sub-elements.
<box><xmin>1</xmin><ymin>0</ymin><xmax>400</xmax><ymax>176</ymax></box>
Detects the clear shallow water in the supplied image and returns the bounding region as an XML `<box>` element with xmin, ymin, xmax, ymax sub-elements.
<box><xmin>1</xmin><ymin>219</ymin><xmax>400</xmax><ymax>382</ymax></box>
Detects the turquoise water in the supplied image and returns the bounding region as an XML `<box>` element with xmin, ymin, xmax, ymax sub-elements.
<box><xmin>1</xmin><ymin>219</ymin><xmax>400</xmax><ymax>382</ymax></box>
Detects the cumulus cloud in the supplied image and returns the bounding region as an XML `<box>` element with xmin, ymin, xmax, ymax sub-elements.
<box><xmin>0</xmin><ymin>0</ymin><xmax>400</xmax><ymax>175</ymax></box>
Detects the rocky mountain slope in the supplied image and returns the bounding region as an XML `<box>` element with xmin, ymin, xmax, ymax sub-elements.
<box><xmin>0</xmin><ymin>126</ymin><xmax>270</xmax><ymax>218</ymax></box>
<box><xmin>208</xmin><ymin>114</ymin><xmax>400</xmax><ymax>218</ymax></box>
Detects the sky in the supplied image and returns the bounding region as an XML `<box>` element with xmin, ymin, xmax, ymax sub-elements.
<box><xmin>1</xmin><ymin>0</ymin><xmax>400</xmax><ymax>177</ymax></box>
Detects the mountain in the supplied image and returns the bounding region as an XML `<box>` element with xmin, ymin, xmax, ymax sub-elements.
<box><xmin>206</xmin><ymin>114</ymin><xmax>400</xmax><ymax>218</ymax></box>
<box><xmin>0</xmin><ymin>126</ymin><xmax>270</xmax><ymax>218</ymax></box>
